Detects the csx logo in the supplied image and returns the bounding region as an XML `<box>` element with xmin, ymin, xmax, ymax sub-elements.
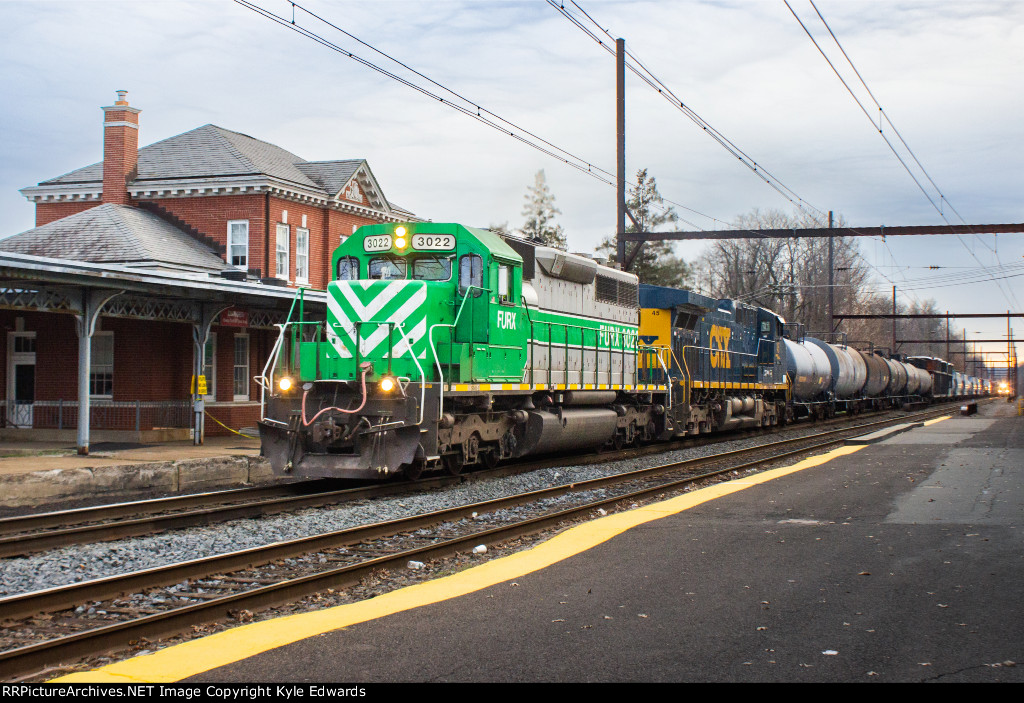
<box><xmin>496</xmin><ymin>310</ymin><xmax>517</xmax><ymax>330</ymax></box>
<box><xmin>709</xmin><ymin>324</ymin><xmax>732</xmax><ymax>368</ymax></box>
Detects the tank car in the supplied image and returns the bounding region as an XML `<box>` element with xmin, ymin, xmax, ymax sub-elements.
<box><xmin>804</xmin><ymin>338</ymin><xmax>867</xmax><ymax>407</ymax></box>
<box><xmin>258</xmin><ymin>222</ymin><xmax>669</xmax><ymax>479</ymax></box>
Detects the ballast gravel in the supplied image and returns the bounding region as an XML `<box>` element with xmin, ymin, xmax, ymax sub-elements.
<box><xmin>0</xmin><ymin>424</ymin><xmax>848</xmax><ymax>597</ymax></box>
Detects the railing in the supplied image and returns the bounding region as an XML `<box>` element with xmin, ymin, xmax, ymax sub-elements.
<box><xmin>524</xmin><ymin>316</ymin><xmax>646</xmax><ymax>388</ymax></box>
<box><xmin>259</xmin><ymin>287</ymin><xmax>427</xmax><ymax>427</ymax></box>
<box><xmin>0</xmin><ymin>400</ymin><xmax>192</xmax><ymax>431</ymax></box>
<box><xmin>681</xmin><ymin>345</ymin><xmax>760</xmax><ymax>392</ymax></box>
<box><xmin>428</xmin><ymin>285</ymin><xmax>490</xmax><ymax>419</ymax></box>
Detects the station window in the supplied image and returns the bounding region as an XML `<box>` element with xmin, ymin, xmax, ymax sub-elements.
<box><xmin>203</xmin><ymin>335</ymin><xmax>216</xmax><ymax>401</ymax></box>
<box><xmin>90</xmin><ymin>332</ymin><xmax>114</xmax><ymax>398</ymax></box>
<box><xmin>295</xmin><ymin>227</ymin><xmax>309</xmax><ymax>284</ymax></box>
<box><xmin>276</xmin><ymin>223</ymin><xmax>289</xmax><ymax>280</ymax></box>
<box><xmin>233</xmin><ymin>334</ymin><xmax>250</xmax><ymax>401</ymax></box>
<box><xmin>227</xmin><ymin>220</ymin><xmax>248</xmax><ymax>269</ymax></box>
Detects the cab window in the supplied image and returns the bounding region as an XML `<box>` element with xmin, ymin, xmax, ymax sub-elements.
<box><xmin>336</xmin><ymin>256</ymin><xmax>359</xmax><ymax>281</ymax></box>
<box><xmin>412</xmin><ymin>255</ymin><xmax>452</xmax><ymax>281</ymax></box>
<box><xmin>459</xmin><ymin>254</ymin><xmax>482</xmax><ymax>296</ymax></box>
<box><xmin>498</xmin><ymin>264</ymin><xmax>511</xmax><ymax>303</ymax></box>
<box><xmin>369</xmin><ymin>256</ymin><xmax>407</xmax><ymax>280</ymax></box>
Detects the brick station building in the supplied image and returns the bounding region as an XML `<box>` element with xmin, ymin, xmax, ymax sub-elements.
<box><xmin>0</xmin><ymin>91</ymin><xmax>417</xmax><ymax>449</ymax></box>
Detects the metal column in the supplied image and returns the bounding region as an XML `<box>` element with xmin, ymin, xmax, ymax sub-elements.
<box><xmin>73</xmin><ymin>289</ymin><xmax>122</xmax><ymax>455</ymax></box>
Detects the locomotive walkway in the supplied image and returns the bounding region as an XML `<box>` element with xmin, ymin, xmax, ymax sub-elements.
<box><xmin>48</xmin><ymin>399</ymin><xmax>1022</xmax><ymax>683</ymax></box>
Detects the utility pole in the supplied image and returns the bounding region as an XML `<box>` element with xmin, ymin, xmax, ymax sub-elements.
<box><xmin>945</xmin><ymin>311</ymin><xmax>950</xmax><ymax>362</ymax></box>
<box><xmin>1010</xmin><ymin>312</ymin><xmax>1015</xmax><ymax>396</ymax></box>
<box><xmin>828</xmin><ymin>210</ymin><xmax>834</xmax><ymax>334</ymax></box>
<box><xmin>616</xmin><ymin>37</ymin><xmax>626</xmax><ymax>270</ymax></box>
<box><xmin>892</xmin><ymin>286</ymin><xmax>897</xmax><ymax>353</ymax></box>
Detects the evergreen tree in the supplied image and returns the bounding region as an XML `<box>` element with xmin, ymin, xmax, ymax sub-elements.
<box><xmin>520</xmin><ymin>170</ymin><xmax>567</xmax><ymax>250</ymax></box>
<box><xmin>597</xmin><ymin>168</ymin><xmax>691</xmax><ymax>288</ymax></box>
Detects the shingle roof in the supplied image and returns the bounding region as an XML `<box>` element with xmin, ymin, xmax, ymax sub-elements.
<box><xmin>27</xmin><ymin>123</ymin><xmax>416</xmax><ymax>220</ymax></box>
<box><xmin>40</xmin><ymin>125</ymin><xmax>321</xmax><ymax>190</ymax></box>
<box><xmin>294</xmin><ymin>160</ymin><xmax>363</xmax><ymax>196</ymax></box>
<box><xmin>0</xmin><ymin>204</ymin><xmax>228</xmax><ymax>272</ymax></box>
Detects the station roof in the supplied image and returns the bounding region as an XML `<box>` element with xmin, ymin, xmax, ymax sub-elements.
<box><xmin>0</xmin><ymin>204</ymin><xmax>228</xmax><ymax>274</ymax></box>
<box><xmin>0</xmin><ymin>249</ymin><xmax>324</xmax><ymax>314</ymax></box>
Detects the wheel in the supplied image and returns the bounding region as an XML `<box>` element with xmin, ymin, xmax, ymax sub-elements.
<box><xmin>444</xmin><ymin>451</ymin><xmax>464</xmax><ymax>476</ymax></box>
<box><xmin>482</xmin><ymin>447</ymin><xmax>499</xmax><ymax>470</ymax></box>
<box><xmin>403</xmin><ymin>461</ymin><xmax>424</xmax><ymax>480</ymax></box>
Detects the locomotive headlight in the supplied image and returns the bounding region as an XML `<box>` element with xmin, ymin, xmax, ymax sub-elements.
<box><xmin>380</xmin><ymin>377</ymin><xmax>396</xmax><ymax>393</ymax></box>
<box><xmin>394</xmin><ymin>236</ymin><xmax>408</xmax><ymax>250</ymax></box>
<box><xmin>278</xmin><ymin>376</ymin><xmax>293</xmax><ymax>392</ymax></box>
<box><xmin>395</xmin><ymin>225</ymin><xmax>407</xmax><ymax>237</ymax></box>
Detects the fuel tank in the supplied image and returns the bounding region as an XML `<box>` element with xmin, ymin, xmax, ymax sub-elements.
<box><xmin>913</xmin><ymin>366</ymin><xmax>933</xmax><ymax>395</ymax></box>
<box><xmin>518</xmin><ymin>407</ymin><xmax>619</xmax><ymax>455</ymax></box>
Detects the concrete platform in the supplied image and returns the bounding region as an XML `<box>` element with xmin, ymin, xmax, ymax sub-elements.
<box><xmin>844</xmin><ymin>420</ymin><xmax>924</xmax><ymax>445</ymax></box>
<box><xmin>52</xmin><ymin>400</ymin><xmax>1023</xmax><ymax>683</ymax></box>
<box><xmin>0</xmin><ymin>435</ymin><xmax>272</xmax><ymax>512</ymax></box>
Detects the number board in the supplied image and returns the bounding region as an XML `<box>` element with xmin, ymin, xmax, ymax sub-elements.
<box><xmin>412</xmin><ymin>233</ymin><xmax>455</xmax><ymax>251</ymax></box>
<box><xmin>363</xmin><ymin>234</ymin><xmax>393</xmax><ymax>252</ymax></box>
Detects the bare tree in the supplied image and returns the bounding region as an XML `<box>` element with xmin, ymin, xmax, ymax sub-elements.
<box><xmin>693</xmin><ymin>208</ymin><xmax>868</xmax><ymax>335</ymax></box>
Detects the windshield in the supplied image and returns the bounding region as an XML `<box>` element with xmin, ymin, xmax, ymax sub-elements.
<box><xmin>369</xmin><ymin>256</ymin><xmax>407</xmax><ymax>280</ymax></box>
<box><xmin>412</xmin><ymin>255</ymin><xmax>452</xmax><ymax>281</ymax></box>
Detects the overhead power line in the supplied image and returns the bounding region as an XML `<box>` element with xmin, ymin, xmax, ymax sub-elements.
<box><xmin>549</xmin><ymin>0</ymin><xmax>830</xmax><ymax>227</ymax></box>
<box><xmin>785</xmin><ymin>0</ymin><xmax>1021</xmax><ymax>311</ymax></box>
<box><xmin>234</xmin><ymin>0</ymin><xmax>725</xmax><ymax>233</ymax></box>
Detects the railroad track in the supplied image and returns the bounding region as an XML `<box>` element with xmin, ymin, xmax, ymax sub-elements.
<box><xmin>0</xmin><ymin>403</ymin><xmax>959</xmax><ymax>681</ymax></box>
<box><xmin>0</xmin><ymin>403</ymin><xmax>960</xmax><ymax>559</ymax></box>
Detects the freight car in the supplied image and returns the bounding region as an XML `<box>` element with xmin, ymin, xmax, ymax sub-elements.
<box><xmin>258</xmin><ymin>222</ymin><xmax>977</xmax><ymax>481</ymax></box>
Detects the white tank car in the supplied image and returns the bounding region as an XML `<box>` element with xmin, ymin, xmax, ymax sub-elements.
<box><xmin>783</xmin><ymin>338</ymin><xmax>832</xmax><ymax>401</ymax></box>
<box><xmin>804</xmin><ymin>338</ymin><xmax>867</xmax><ymax>399</ymax></box>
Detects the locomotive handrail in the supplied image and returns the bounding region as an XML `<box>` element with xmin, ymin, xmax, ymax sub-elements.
<box><xmin>526</xmin><ymin>316</ymin><xmax>639</xmax><ymax>388</ymax></box>
<box><xmin>428</xmin><ymin>284</ymin><xmax>491</xmax><ymax>420</ymax></box>
<box><xmin>392</xmin><ymin>319</ymin><xmax>427</xmax><ymax>427</ymax></box>
<box><xmin>680</xmin><ymin>345</ymin><xmax>759</xmax><ymax>395</ymax></box>
<box><xmin>258</xmin><ymin>320</ymin><xmax>322</xmax><ymax>421</ymax></box>
<box><xmin>637</xmin><ymin>342</ymin><xmax>673</xmax><ymax>410</ymax></box>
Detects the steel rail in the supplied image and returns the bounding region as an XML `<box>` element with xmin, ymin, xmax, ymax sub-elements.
<box><xmin>0</xmin><ymin>401</ymin><xmax>938</xmax><ymax>557</ymax></box>
<box><xmin>0</xmin><ymin>403</ymin><xmax>961</xmax><ymax>679</ymax></box>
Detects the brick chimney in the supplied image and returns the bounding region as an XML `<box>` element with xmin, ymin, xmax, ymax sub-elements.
<box><xmin>101</xmin><ymin>90</ymin><xmax>141</xmax><ymax>205</ymax></box>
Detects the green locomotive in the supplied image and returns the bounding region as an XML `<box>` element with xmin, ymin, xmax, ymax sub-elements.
<box><xmin>259</xmin><ymin>222</ymin><xmax>669</xmax><ymax>479</ymax></box>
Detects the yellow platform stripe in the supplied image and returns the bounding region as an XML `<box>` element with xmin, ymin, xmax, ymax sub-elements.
<box><xmin>52</xmin><ymin>444</ymin><xmax>865</xmax><ymax>684</ymax></box>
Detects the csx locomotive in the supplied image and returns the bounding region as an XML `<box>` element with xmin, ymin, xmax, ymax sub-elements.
<box><xmin>257</xmin><ymin>222</ymin><xmax>985</xmax><ymax>480</ymax></box>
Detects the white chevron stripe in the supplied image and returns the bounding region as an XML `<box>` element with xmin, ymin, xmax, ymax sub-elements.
<box><xmin>390</xmin><ymin>318</ymin><xmax>427</xmax><ymax>358</ymax></box>
<box><xmin>335</xmin><ymin>280</ymin><xmax>421</xmax><ymax>322</ymax></box>
<box><xmin>347</xmin><ymin>285</ymin><xmax>426</xmax><ymax>356</ymax></box>
<box><xmin>325</xmin><ymin>281</ymin><xmax>427</xmax><ymax>360</ymax></box>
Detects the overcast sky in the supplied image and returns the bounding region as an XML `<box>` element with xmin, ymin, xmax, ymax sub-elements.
<box><xmin>1</xmin><ymin>0</ymin><xmax>1021</xmax><ymax>361</ymax></box>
